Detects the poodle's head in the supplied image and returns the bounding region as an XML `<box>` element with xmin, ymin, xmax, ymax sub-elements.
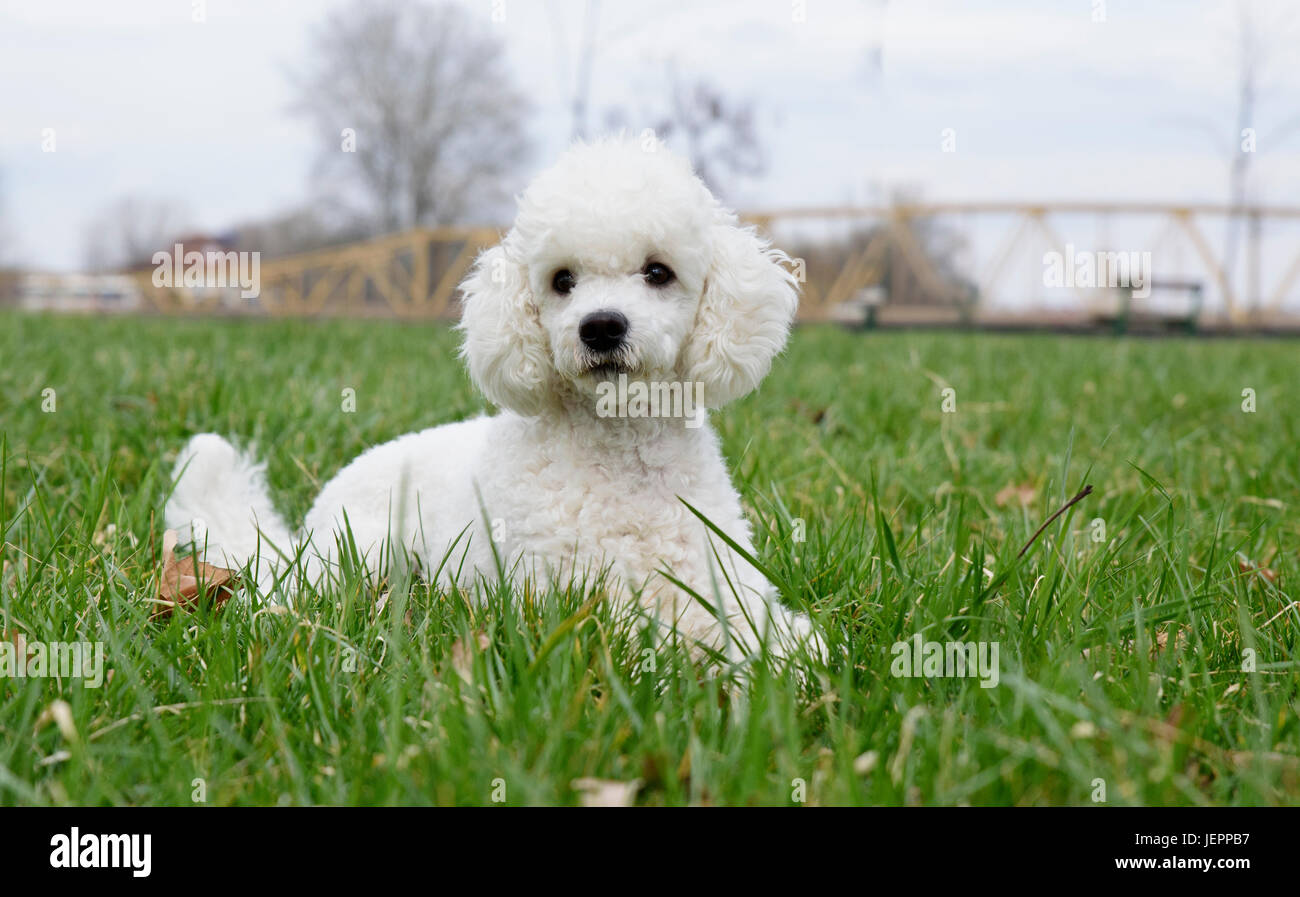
<box><xmin>458</xmin><ymin>136</ymin><xmax>798</xmax><ymax>417</ymax></box>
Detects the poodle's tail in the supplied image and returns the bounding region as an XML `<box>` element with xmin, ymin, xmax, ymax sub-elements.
<box><xmin>164</xmin><ymin>433</ymin><xmax>295</xmax><ymax>590</ymax></box>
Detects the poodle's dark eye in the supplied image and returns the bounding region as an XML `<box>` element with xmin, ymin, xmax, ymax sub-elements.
<box><xmin>552</xmin><ymin>269</ymin><xmax>576</xmax><ymax>295</ymax></box>
<box><xmin>643</xmin><ymin>262</ymin><xmax>675</xmax><ymax>287</ymax></box>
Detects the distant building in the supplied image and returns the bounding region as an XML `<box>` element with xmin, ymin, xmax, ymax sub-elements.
<box><xmin>18</xmin><ymin>273</ymin><xmax>144</xmax><ymax>313</ymax></box>
<box><xmin>0</xmin><ymin>270</ymin><xmax>21</xmax><ymax>309</ymax></box>
<box><xmin>138</xmin><ymin>232</ymin><xmax>256</xmax><ymax>311</ymax></box>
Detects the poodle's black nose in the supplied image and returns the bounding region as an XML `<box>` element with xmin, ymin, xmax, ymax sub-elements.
<box><xmin>579</xmin><ymin>310</ymin><xmax>628</xmax><ymax>353</ymax></box>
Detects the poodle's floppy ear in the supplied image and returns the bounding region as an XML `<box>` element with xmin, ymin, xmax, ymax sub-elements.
<box><xmin>681</xmin><ymin>223</ymin><xmax>799</xmax><ymax>408</ymax></box>
<box><xmin>458</xmin><ymin>243</ymin><xmax>554</xmax><ymax>416</ymax></box>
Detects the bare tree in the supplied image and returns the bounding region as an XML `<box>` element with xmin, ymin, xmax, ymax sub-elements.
<box><xmin>293</xmin><ymin>0</ymin><xmax>531</xmax><ymax>233</ymax></box>
<box><xmin>81</xmin><ymin>195</ymin><xmax>191</xmax><ymax>272</ymax></box>
<box><xmin>860</xmin><ymin>0</ymin><xmax>888</xmax><ymax>80</ymax></box>
<box><xmin>547</xmin><ymin>0</ymin><xmax>602</xmax><ymax>140</ymax></box>
<box><xmin>604</xmin><ymin>62</ymin><xmax>764</xmax><ymax>197</ymax></box>
<box><xmin>0</xmin><ymin>170</ymin><xmax>16</xmax><ymax>310</ymax></box>
<box><xmin>1222</xmin><ymin>0</ymin><xmax>1265</xmax><ymax>297</ymax></box>
<box><xmin>229</xmin><ymin>202</ymin><xmax>372</xmax><ymax>259</ymax></box>
<box><xmin>1200</xmin><ymin>1</ymin><xmax>1298</xmax><ymax>306</ymax></box>
<box><xmin>0</xmin><ymin>169</ymin><xmax>11</xmax><ymax>267</ymax></box>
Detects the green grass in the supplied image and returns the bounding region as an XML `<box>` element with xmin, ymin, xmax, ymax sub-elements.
<box><xmin>1</xmin><ymin>310</ymin><xmax>1297</xmax><ymax>806</ymax></box>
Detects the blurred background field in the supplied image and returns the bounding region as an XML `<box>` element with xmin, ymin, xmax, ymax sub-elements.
<box><xmin>0</xmin><ymin>314</ymin><xmax>1296</xmax><ymax>804</ymax></box>
<box><xmin>3</xmin><ymin>1</ymin><xmax>1300</xmax><ymax>332</ymax></box>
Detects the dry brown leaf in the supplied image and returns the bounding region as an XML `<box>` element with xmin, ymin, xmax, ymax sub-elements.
<box><xmin>1236</xmin><ymin>553</ymin><xmax>1278</xmax><ymax>585</ymax></box>
<box><xmin>994</xmin><ymin>481</ymin><xmax>1037</xmax><ymax>507</ymax></box>
<box><xmin>1083</xmin><ymin>626</ymin><xmax>1187</xmax><ymax>661</ymax></box>
<box><xmin>571</xmin><ymin>777</ymin><xmax>642</xmax><ymax>807</ymax></box>
<box><xmin>1152</xmin><ymin>626</ymin><xmax>1190</xmax><ymax>656</ymax></box>
<box><xmin>448</xmin><ymin>630</ymin><xmax>490</xmax><ymax>682</ymax></box>
<box><xmin>3</xmin><ymin>628</ymin><xmax>37</xmax><ymax>664</ymax></box>
<box><xmin>1164</xmin><ymin>702</ymin><xmax>1185</xmax><ymax>730</ymax></box>
<box><xmin>151</xmin><ymin>529</ymin><xmax>239</xmax><ymax>621</ymax></box>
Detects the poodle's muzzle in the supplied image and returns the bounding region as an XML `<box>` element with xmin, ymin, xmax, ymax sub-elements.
<box><xmin>579</xmin><ymin>310</ymin><xmax>628</xmax><ymax>353</ymax></box>
<box><xmin>577</xmin><ymin>309</ymin><xmax>635</xmax><ymax>375</ymax></box>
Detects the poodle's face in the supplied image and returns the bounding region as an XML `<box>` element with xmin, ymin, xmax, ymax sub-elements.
<box><xmin>460</xmin><ymin>138</ymin><xmax>799</xmax><ymax>417</ymax></box>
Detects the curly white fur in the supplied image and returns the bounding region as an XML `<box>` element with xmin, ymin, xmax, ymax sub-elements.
<box><xmin>166</xmin><ymin>136</ymin><xmax>820</xmax><ymax>663</ymax></box>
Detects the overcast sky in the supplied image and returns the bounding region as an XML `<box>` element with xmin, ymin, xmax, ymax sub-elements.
<box><xmin>3</xmin><ymin>0</ymin><xmax>1299</xmax><ymax>279</ymax></box>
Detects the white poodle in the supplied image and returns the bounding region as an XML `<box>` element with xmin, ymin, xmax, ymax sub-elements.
<box><xmin>166</xmin><ymin>136</ymin><xmax>820</xmax><ymax>664</ymax></box>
